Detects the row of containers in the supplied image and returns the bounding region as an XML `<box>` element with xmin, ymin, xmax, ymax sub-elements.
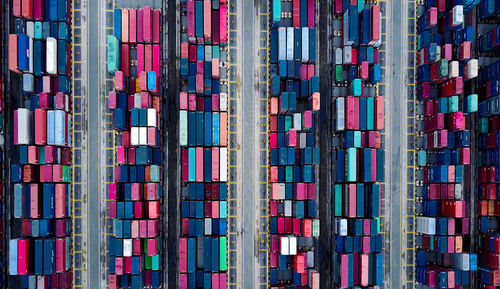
<box><xmin>268</xmin><ymin>0</ymin><xmax>320</xmax><ymax>287</ymax></box>
<box><xmin>178</xmin><ymin>1</ymin><xmax>229</xmax><ymax>288</ymax></box>
<box><xmin>107</xmin><ymin>6</ymin><xmax>163</xmax><ymax>289</ymax></box>
<box><xmin>330</xmin><ymin>0</ymin><xmax>385</xmax><ymax>287</ymax></box>
<box><xmin>475</xmin><ymin>0</ymin><xmax>500</xmax><ymax>286</ymax></box>
<box><xmin>0</xmin><ymin>0</ymin><xmax>4</xmax><ymax>287</ymax></box>
<box><xmin>7</xmin><ymin>0</ymin><xmax>74</xmax><ymax>288</ymax></box>
<box><xmin>413</xmin><ymin>0</ymin><xmax>498</xmax><ymax>287</ymax></box>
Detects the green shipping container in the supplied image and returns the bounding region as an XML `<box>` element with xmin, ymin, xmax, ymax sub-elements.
<box><xmin>220</xmin><ymin>237</ymin><xmax>227</xmax><ymax>271</ymax></box>
<box><xmin>188</xmin><ymin>148</ymin><xmax>196</xmax><ymax>182</ymax></box>
<box><xmin>285</xmin><ymin>116</ymin><xmax>292</xmax><ymax>132</ymax></box>
<box><xmin>152</xmin><ymin>254</ymin><xmax>160</xmax><ymax>270</ymax></box>
<box><xmin>346</xmin><ymin>148</ymin><xmax>357</xmax><ymax>182</ymax></box>
<box><xmin>448</xmin><ymin>95</ymin><xmax>459</xmax><ymax>112</ymax></box>
<box><xmin>285</xmin><ymin>166</ymin><xmax>293</xmax><ymax>182</ymax></box>
<box><xmin>62</xmin><ymin>166</ymin><xmax>70</xmax><ymax>182</ymax></box>
<box><xmin>466</xmin><ymin>94</ymin><xmax>478</xmax><ymax>113</ymax></box>
<box><xmin>272</xmin><ymin>0</ymin><xmax>281</xmax><ymax>24</ymax></box>
<box><xmin>353</xmin><ymin>131</ymin><xmax>361</xmax><ymax>148</ymax></box>
<box><xmin>180</xmin><ymin>110</ymin><xmax>188</xmax><ymax>146</ymax></box>
<box><xmin>312</xmin><ymin>219</ymin><xmax>320</xmax><ymax>237</ymax></box>
<box><xmin>438</xmin><ymin>59</ymin><xmax>448</xmax><ymax>77</ymax></box>
<box><xmin>351</xmin><ymin>79</ymin><xmax>361</xmax><ymax>96</ymax></box>
<box><xmin>335</xmin><ymin>65</ymin><xmax>343</xmax><ymax>82</ymax></box>
<box><xmin>479</xmin><ymin>118</ymin><xmax>489</xmax><ymax>133</ymax></box>
<box><xmin>366</xmin><ymin>97</ymin><xmax>374</xmax><ymax>130</ymax></box>
<box><xmin>334</xmin><ymin>184</ymin><xmax>342</xmax><ymax>217</ymax></box>
<box><xmin>107</xmin><ymin>35</ymin><xmax>119</xmax><ymax>73</ymax></box>
<box><xmin>417</xmin><ymin>150</ymin><xmax>426</xmax><ymax>166</ymax></box>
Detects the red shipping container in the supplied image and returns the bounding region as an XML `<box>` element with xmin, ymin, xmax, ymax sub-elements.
<box><xmin>22</xmin><ymin>0</ymin><xmax>33</xmax><ymax>19</ymax></box>
<box><xmin>121</xmin><ymin>44</ymin><xmax>130</xmax><ymax>76</ymax></box>
<box><xmin>55</xmin><ymin>184</ymin><xmax>66</xmax><ymax>218</ymax></box>
<box><xmin>293</xmin><ymin>0</ymin><xmax>300</xmax><ymax>27</ymax></box>
<box><xmin>145</xmin><ymin>44</ymin><xmax>152</xmax><ymax>72</ymax></box>
<box><xmin>56</xmin><ymin>238</ymin><xmax>66</xmax><ymax>272</ymax></box>
<box><xmin>129</xmin><ymin>9</ymin><xmax>137</xmax><ymax>43</ymax></box>
<box><xmin>137</xmin><ymin>44</ymin><xmax>145</xmax><ymax>73</ymax></box>
<box><xmin>134</xmin><ymin>201</ymin><xmax>143</xmax><ymax>218</ymax></box>
<box><xmin>9</xmin><ymin>35</ymin><xmax>20</xmax><ymax>73</ymax></box>
<box><xmin>148</xmin><ymin>238</ymin><xmax>158</xmax><ymax>256</ymax></box>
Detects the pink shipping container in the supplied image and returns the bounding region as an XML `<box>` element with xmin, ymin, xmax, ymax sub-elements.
<box><xmin>153</xmin><ymin>9</ymin><xmax>160</xmax><ymax>43</ymax></box>
<box><xmin>293</xmin><ymin>218</ymin><xmax>301</xmax><ymax>234</ymax></box>
<box><xmin>293</xmin><ymin>0</ymin><xmax>300</xmax><ymax>27</ymax></box>
<box><xmin>153</xmin><ymin>44</ymin><xmax>160</xmax><ymax>76</ymax></box>
<box><xmin>143</xmin><ymin>6</ymin><xmax>152</xmax><ymax>43</ymax></box>
<box><xmin>180</xmin><ymin>274</ymin><xmax>188</xmax><ymax>289</ymax></box>
<box><xmin>18</xmin><ymin>239</ymin><xmax>29</xmax><ymax>275</ymax></box>
<box><xmin>137</xmin><ymin>44</ymin><xmax>145</xmax><ymax>73</ymax></box>
<box><xmin>339</xmin><ymin>254</ymin><xmax>349</xmax><ymax>287</ymax></box>
<box><xmin>212</xmin><ymin>274</ymin><xmax>219</xmax><ymax>289</ymax></box>
<box><xmin>204</xmin><ymin>0</ymin><xmax>212</xmax><ymax>42</ymax></box>
<box><xmin>13</xmin><ymin>0</ymin><xmax>21</xmax><ymax>17</ymax></box>
<box><xmin>109</xmin><ymin>275</ymin><xmax>117</xmax><ymax>289</ymax></box>
<box><xmin>129</xmin><ymin>9</ymin><xmax>137</xmax><ymax>43</ymax></box>
<box><xmin>34</xmin><ymin>109</ymin><xmax>47</xmax><ymax>145</ymax></box>
<box><xmin>370</xmin><ymin>6</ymin><xmax>380</xmax><ymax>44</ymax></box>
<box><xmin>303</xmin><ymin>219</ymin><xmax>312</xmax><ymax>237</ymax></box>
<box><xmin>43</xmin><ymin>76</ymin><xmax>52</xmax><ymax>93</ymax></box>
<box><xmin>348</xmin><ymin>184</ymin><xmax>356</xmax><ymax>217</ymax></box>
<box><xmin>56</xmin><ymin>238</ymin><xmax>66</xmax><ymax>272</ymax></box>
<box><xmin>212</xmin><ymin>148</ymin><xmax>220</xmax><ymax>181</ymax></box>
<box><xmin>122</xmin><ymin>9</ymin><xmax>129</xmax><ymax>43</ymax></box>
<box><xmin>114</xmin><ymin>71</ymin><xmax>125</xmax><ymax>91</ymax></box>
<box><xmin>374</xmin><ymin>96</ymin><xmax>384</xmax><ymax>130</ymax></box>
<box><xmin>308</xmin><ymin>0</ymin><xmax>315</xmax><ymax>27</ymax></box>
<box><xmin>303</xmin><ymin>110</ymin><xmax>313</xmax><ymax>130</ymax></box>
<box><xmin>187</xmin><ymin>0</ymin><xmax>195</xmax><ymax>43</ymax></box>
<box><xmin>28</xmin><ymin>146</ymin><xmax>38</xmax><ymax>164</ymax></box>
<box><xmin>30</xmin><ymin>184</ymin><xmax>39</xmax><ymax>218</ymax></box>
<box><xmin>145</xmin><ymin>44</ymin><xmax>152</xmax><ymax>72</ymax></box>
<box><xmin>179</xmin><ymin>238</ymin><xmax>187</xmax><ymax>272</ymax></box>
<box><xmin>55</xmin><ymin>184</ymin><xmax>66</xmax><ymax>218</ymax></box>
<box><xmin>196</xmin><ymin>147</ymin><xmax>204</xmax><ymax>182</ymax></box>
<box><xmin>220</xmin><ymin>113</ymin><xmax>228</xmax><ymax>146</ymax></box>
<box><xmin>270</xmin><ymin>166</ymin><xmax>278</xmax><ymax>182</ymax></box>
<box><xmin>182</xmin><ymin>149</ymin><xmax>188</xmax><ymax>182</ymax></box>
<box><xmin>109</xmin><ymin>202</ymin><xmax>117</xmax><ymax>219</ymax></box>
<box><xmin>212</xmin><ymin>58</ymin><xmax>220</xmax><ymax>79</ymax></box>
<box><xmin>220</xmin><ymin>5</ymin><xmax>228</xmax><ymax>45</ymax></box>
<box><xmin>180</xmin><ymin>92</ymin><xmax>188</xmax><ymax>109</ymax></box>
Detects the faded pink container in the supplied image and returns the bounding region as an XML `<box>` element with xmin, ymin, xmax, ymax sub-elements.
<box><xmin>308</xmin><ymin>64</ymin><xmax>315</xmax><ymax>79</ymax></box>
<box><xmin>133</xmin><ymin>238</ymin><xmax>141</xmax><ymax>255</ymax></box>
<box><xmin>219</xmin><ymin>273</ymin><xmax>227</xmax><ymax>289</ymax></box>
<box><xmin>128</xmin><ymin>147</ymin><xmax>136</xmax><ymax>164</ymax></box>
<box><xmin>270</xmin><ymin>251</ymin><xmax>277</xmax><ymax>267</ymax></box>
<box><xmin>348</xmin><ymin>184</ymin><xmax>356</xmax><ymax>217</ymax></box>
<box><xmin>153</xmin><ymin>44</ymin><xmax>160</xmax><ymax>76</ymax></box>
<box><xmin>270</xmin><ymin>97</ymin><xmax>278</xmax><ymax>115</ymax></box>
<box><xmin>114</xmin><ymin>71</ymin><xmax>125</xmax><ymax>91</ymax></box>
<box><xmin>153</xmin><ymin>9</ymin><xmax>160</xmax><ymax>43</ymax></box>
<box><xmin>303</xmin><ymin>110</ymin><xmax>312</xmax><ymax>130</ymax></box>
<box><xmin>212</xmin><ymin>148</ymin><xmax>220</xmax><ymax>181</ymax></box>
<box><xmin>109</xmin><ymin>91</ymin><xmax>117</xmax><ymax>109</ymax></box>
<box><xmin>270</xmin><ymin>166</ymin><xmax>278</xmax><ymax>182</ymax></box>
<box><xmin>363</xmin><ymin>219</ymin><xmax>370</xmax><ymax>235</ymax></box>
<box><xmin>143</xmin><ymin>6</ymin><xmax>152</xmax><ymax>42</ymax></box>
<box><xmin>196</xmin><ymin>74</ymin><xmax>204</xmax><ymax>94</ymax></box>
<box><xmin>212</xmin><ymin>94</ymin><xmax>220</xmax><ymax>111</ymax></box>
<box><xmin>148</xmin><ymin>219</ymin><xmax>158</xmax><ymax>237</ymax></box>
<box><xmin>188</xmin><ymin>94</ymin><xmax>197</xmax><ymax>111</ymax></box>
<box><xmin>131</xmin><ymin>183</ymin><xmax>140</xmax><ymax>200</ymax></box>
<box><xmin>146</xmin><ymin>183</ymin><xmax>157</xmax><ymax>200</ymax></box>
<box><xmin>145</xmin><ymin>44</ymin><xmax>152</xmax><ymax>72</ymax></box>
<box><xmin>180</xmin><ymin>92</ymin><xmax>188</xmax><ymax>109</ymax></box>
<box><xmin>460</xmin><ymin>147</ymin><xmax>470</xmax><ymax>164</ymax></box>
<box><xmin>30</xmin><ymin>184</ymin><xmax>39</xmax><ymax>218</ymax></box>
<box><xmin>129</xmin><ymin>9</ymin><xmax>137</xmax><ymax>43</ymax></box>
<box><xmin>139</xmin><ymin>71</ymin><xmax>148</xmax><ymax>91</ymax></box>
<box><xmin>295</xmin><ymin>183</ymin><xmax>305</xmax><ymax>200</ymax></box>
<box><xmin>43</xmin><ymin>76</ymin><xmax>52</xmax><ymax>93</ymax></box>
<box><xmin>148</xmin><ymin>127</ymin><xmax>157</xmax><ymax>146</ymax></box>
<box><xmin>308</xmin><ymin>0</ymin><xmax>315</xmax><ymax>27</ymax></box>
<box><xmin>109</xmin><ymin>201</ymin><xmax>117</xmax><ymax>219</ymax></box>
<box><xmin>270</xmin><ymin>201</ymin><xmax>277</xmax><ymax>216</ymax></box>
<box><xmin>301</xmin><ymin>64</ymin><xmax>308</xmax><ymax>80</ymax></box>
<box><xmin>375</xmin><ymin>96</ymin><xmax>384</xmax><ymax>130</ymax></box>
<box><xmin>28</xmin><ymin>146</ymin><xmax>38</xmax><ymax>164</ymax></box>
<box><xmin>212</xmin><ymin>201</ymin><xmax>220</xmax><ymax>218</ymax></box>
<box><xmin>442</xmin><ymin>44</ymin><xmax>452</xmax><ymax>60</ymax></box>
<box><xmin>359</xmin><ymin>62</ymin><xmax>369</xmax><ymax>80</ymax></box>
<box><xmin>362</xmin><ymin>236</ymin><xmax>371</xmax><ymax>253</ymax></box>
<box><xmin>308</xmin><ymin>183</ymin><xmax>315</xmax><ymax>199</ymax></box>
<box><xmin>345</xmin><ymin>97</ymin><xmax>356</xmax><ymax>130</ymax></box>
<box><xmin>137</xmin><ymin>44</ymin><xmax>144</xmax><ymax>73</ymax></box>
<box><xmin>140</xmin><ymin>220</ymin><xmax>147</xmax><ymax>238</ymax></box>
<box><xmin>115</xmin><ymin>257</ymin><xmax>124</xmax><ymax>275</ymax></box>
<box><xmin>288</xmin><ymin>129</ymin><xmax>297</xmax><ymax>147</ymax></box>
<box><xmin>148</xmin><ymin>238</ymin><xmax>158</xmax><ymax>256</ymax></box>
<box><xmin>212</xmin><ymin>58</ymin><xmax>220</xmax><ymax>79</ymax></box>
<box><xmin>131</xmin><ymin>220</ymin><xmax>138</xmax><ymax>238</ymax></box>
<box><xmin>109</xmin><ymin>274</ymin><xmax>117</xmax><ymax>289</ymax></box>
<box><xmin>181</xmin><ymin>42</ymin><xmax>189</xmax><ymax>59</ymax></box>
<box><xmin>55</xmin><ymin>184</ymin><xmax>66</xmax><ymax>218</ymax></box>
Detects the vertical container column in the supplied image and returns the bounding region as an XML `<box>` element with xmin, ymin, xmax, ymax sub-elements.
<box><xmin>414</xmin><ymin>1</ymin><xmax>479</xmax><ymax>287</ymax></box>
<box><xmin>106</xmin><ymin>7</ymin><xmax>163</xmax><ymax>289</ymax></box>
<box><xmin>7</xmin><ymin>0</ymin><xmax>73</xmax><ymax>287</ymax></box>
<box><xmin>0</xmin><ymin>0</ymin><xmax>4</xmax><ymax>285</ymax></box>
<box><xmin>476</xmin><ymin>6</ymin><xmax>500</xmax><ymax>284</ymax></box>
<box><xmin>330</xmin><ymin>1</ymin><xmax>385</xmax><ymax>287</ymax></box>
<box><xmin>178</xmin><ymin>0</ymin><xmax>228</xmax><ymax>288</ymax></box>
<box><xmin>268</xmin><ymin>0</ymin><xmax>320</xmax><ymax>287</ymax></box>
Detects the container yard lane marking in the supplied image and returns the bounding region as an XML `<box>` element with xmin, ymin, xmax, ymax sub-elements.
<box><xmin>72</xmin><ymin>0</ymin><xmax>87</xmax><ymax>286</ymax></box>
<box><xmin>405</xmin><ymin>1</ymin><xmax>417</xmax><ymax>288</ymax></box>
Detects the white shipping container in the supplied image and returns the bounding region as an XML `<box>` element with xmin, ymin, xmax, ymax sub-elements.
<box><xmin>16</xmin><ymin>109</ymin><xmax>30</xmax><ymax>145</ymax></box>
<box><xmin>134</xmin><ymin>93</ymin><xmax>141</xmax><ymax>109</ymax></box>
<box><xmin>336</xmin><ymin>97</ymin><xmax>345</xmax><ymax>131</ymax></box>
<box><xmin>433</xmin><ymin>131</ymin><xmax>438</xmax><ymax>148</ymax></box>
<box><xmin>23</xmin><ymin>74</ymin><xmax>34</xmax><ymax>93</ymax></box>
<box><xmin>343</xmin><ymin>9</ymin><xmax>350</xmax><ymax>46</ymax></box>
<box><xmin>308</xmin><ymin>271</ymin><xmax>320</xmax><ymax>289</ymax></box>
<box><xmin>54</xmin><ymin>110</ymin><xmax>66</xmax><ymax>146</ymax></box>
<box><xmin>280</xmin><ymin>236</ymin><xmax>289</xmax><ymax>255</ymax></box>
<box><xmin>286</xmin><ymin>27</ymin><xmax>294</xmax><ymax>61</ymax></box>
<box><xmin>26</xmin><ymin>22</ymin><xmax>34</xmax><ymax>38</ymax></box>
<box><xmin>343</xmin><ymin>46</ymin><xmax>352</xmax><ymax>65</ymax></box>
<box><xmin>418</xmin><ymin>49</ymin><xmax>425</xmax><ymax>66</ymax></box>
<box><xmin>465</xmin><ymin>59</ymin><xmax>478</xmax><ymax>79</ymax></box>
<box><xmin>46</xmin><ymin>37</ymin><xmax>58</xmax><ymax>75</ymax></box>
<box><xmin>449</xmin><ymin>61</ymin><xmax>459</xmax><ymax>78</ymax></box>
<box><xmin>139</xmin><ymin>127</ymin><xmax>147</xmax><ymax>145</ymax></box>
<box><xmin>284</xmin><ymin>200</ymin><xmax>292</xmax><ymax>217</ymax></box>
<box><xmin>278</xmin><ymin>27</ymin><xmax>286</xmax><ymax>61</ymax></box>
<box><xmin>220</xmin><ymin>93</ymin><xmax>228</xmax><ymax>111</ymax></box>
<box><xmin>436</xmin><ymin>45</ymin><xmax>441</xmax><ymax>61</ymax></box>
<box><xmin>336</xmin><ymin>219</ymin><xmax>348</xmax><ymax>236</ymax></box>
<box><xmin>293</xmin><ymin>113</ymin><xmax>302</xmax><ymax>130</ymax></box>
<box><xmin>452</xmin><ymin>5</ymin><xmax>463</xmax><ymax>27</ymax></box>
<box><xmin>29</xmin><ymin>276</ymin><xmax>36</xmax><ymax>289</ymax></box>
<box><xmin>205</xmin><ymin>218</ymin><xmax>212</xmax><ymax>235</ymax></box>
<box><xmin>220</xmin><ymin>147</ymin><xmax>228</xmax><ymax>182</ymax></box>
<box><xmin>299</xmin><ymin>133</ymin><xmax>307</xmax><ymax>149</ymax></box>
<box><xmin>131</xmin><ymin>127</ymin><xmax>139</xmax><ymax>146</ymax></box>
<box><xmin>37</xmin><ymin>276</ymin><xmax>45</xmax><ymax>288</ymax></box>
<box><xmin>180</xmin><ymin>111</ymin><xmax>188</xmax><ymax>146</ymax></box>
<box><xmin>301</xmin><ymin>27</ymin><xmax>309</xmax><ymax>62</ymax></box>
<box><xmin>205</xmin><ymin>47</ymin><xmax>212</xmax><ymax>61</ymax></box>
<box><xmin>416</xmin><ymin>216</ymin><xmax>436</xmax><ymax>235</ymax></box>
<box><xmin>9</xmin><ymin>240</ymin><xmax>17</xmax><ymax>275</ymax></box>
<box><xmin>29</xmin><ymin>37</ymin><xmax>33</xmax><ymax>73</ymax></box>
<box><xmin>123</xmin><ymin>239</ymin><xmax>132</xmax><ymax>257</ymax></box>
<box><xmin>147</xmin><ymin>108</ymin><xmax>157</xmax><ymax>127</ymax></box>
<box><xmin>307</xmin><ymin>251</ymin><xmax>314</xmax><ymax>267</ymax></box>
<box><xmin>454</xmin><ymin>184</ymin><xmax>463</xmax><ymax>199</ymax></box>
<box><xmin>453</xmin><ymin>253</ymin><xmax>470</xmax><ymax>271</ymax></box>
<box><xmin>335</xmin><ymin>48</ymin><xmax>343</xmax><ymax>65</ymax></box>
<box><xmin>279</xmin><ymin>183</ymin><xmax>286</xmax><ymax>199</ymax></box>
<box><xmin>289</xmin><ymin>236</ymin><xmax>297</xmax><ymax>255</ymax></box>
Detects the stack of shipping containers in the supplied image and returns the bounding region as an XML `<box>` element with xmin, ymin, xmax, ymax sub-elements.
<box><xmin>331</xmin><ymin>0</ymin><xmax>384</xmax><ymax>287</ymax></box>
<box><xmin>476</xmin><ymin>1</ymin><xmax>500</xmax><ymax>286</ymax></box>
<box><xmin>179</xmin><ymin>0</ymin><xmax>228</xmax><ymax>287</ymax></box>
<box><xmin>268</xmin><ymin>0</ymin><xmax>320</xmax><ymax>287</ymax></box>
<box><xmin>0</xmin><ymin>0</ymin><xmax>4</xmax><ymax>286</ymax></box>
<box><xmin>415</xmin><ymin>0</ymin><xmax>480</xmax><ymax>286</ymax></box>
<box><xmin>7</xmin><ymin>0</ymin><xmax>73</xmax><ymax>287</ymax></box>
<box><xmin>107</xmin><ymin>7</ymin><xmax>163</xmax><ymax>288</ymax></box>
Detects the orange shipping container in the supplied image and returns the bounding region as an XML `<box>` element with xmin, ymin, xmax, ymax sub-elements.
<box><xmin>22</xmin><ymin>0</ymin><xmax>33</xmax><ymax>19</ymax></box>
